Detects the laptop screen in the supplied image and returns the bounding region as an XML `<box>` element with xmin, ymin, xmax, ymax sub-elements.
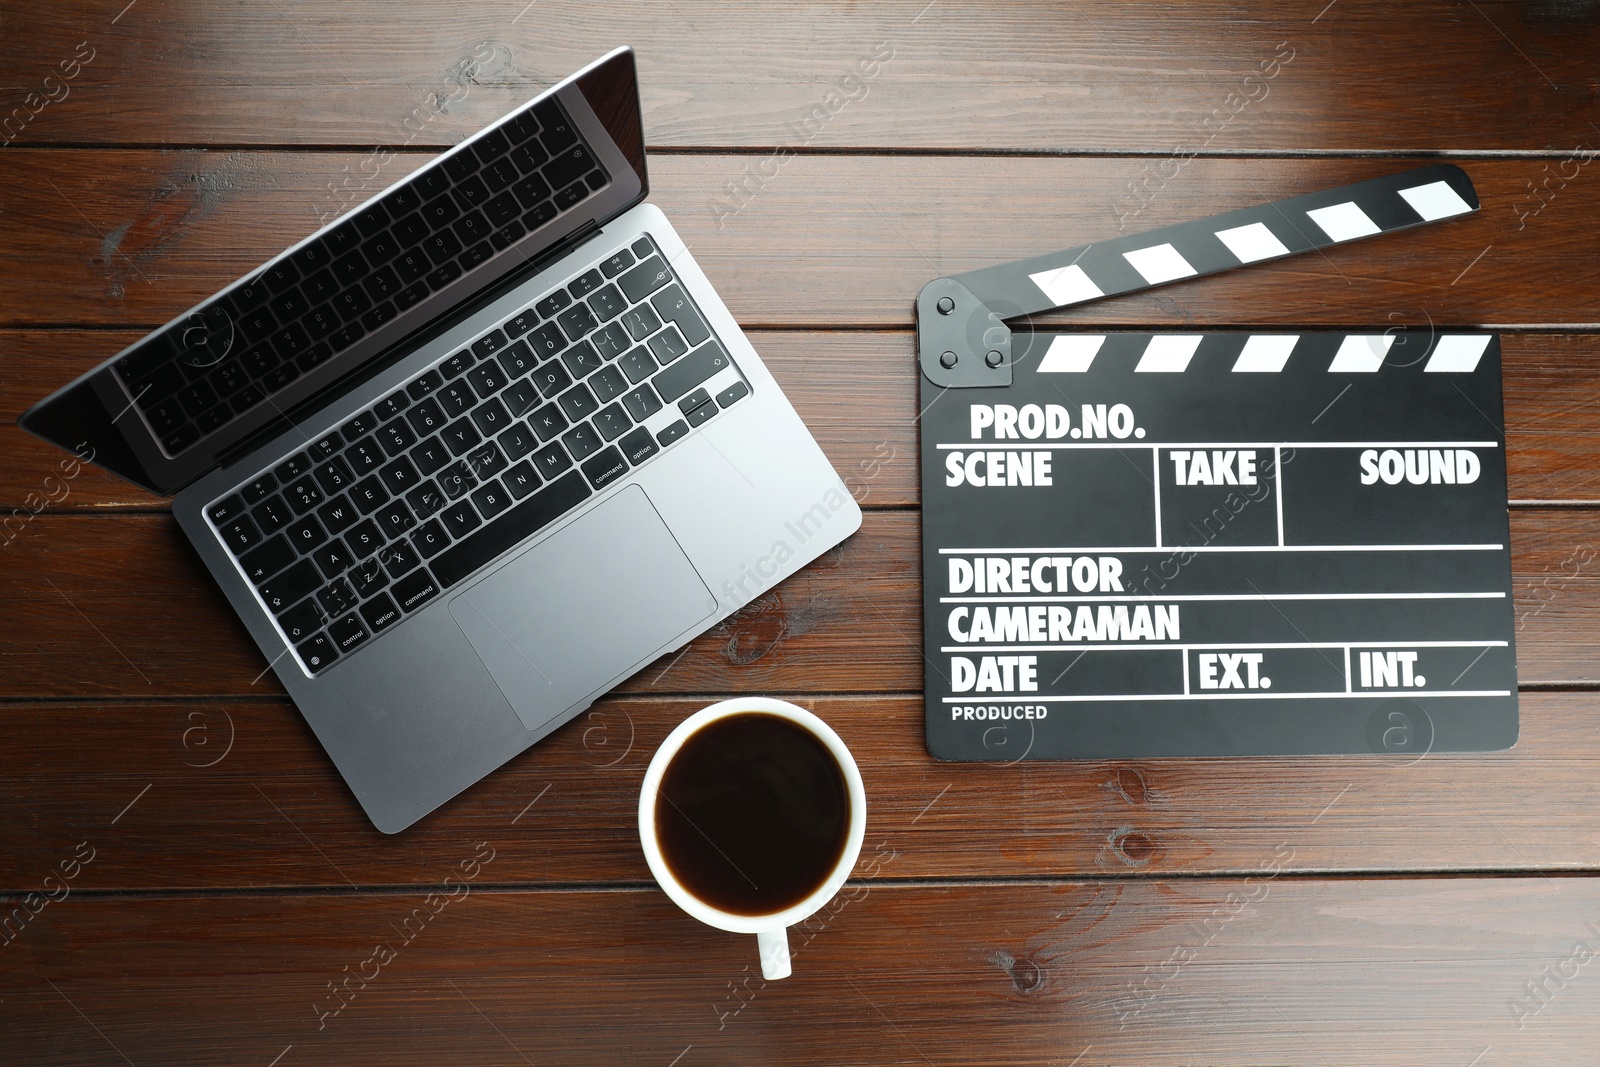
<box><xmin>21</xmin><ymin>48</ymin><xmax>648</xmax><ymax>496</ymax></box>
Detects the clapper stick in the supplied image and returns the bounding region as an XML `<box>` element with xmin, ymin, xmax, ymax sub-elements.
<box><xmin>916</xmin><ymin>164</ymin><xmax>1480</xmax><ymax>389</ymax></box>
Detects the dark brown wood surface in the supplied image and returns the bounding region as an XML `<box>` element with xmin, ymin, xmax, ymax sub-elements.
<box><xmin>4</xmin><ymin>1</ymin><xmax>1599</xmax><ymax>1063</ymax></box>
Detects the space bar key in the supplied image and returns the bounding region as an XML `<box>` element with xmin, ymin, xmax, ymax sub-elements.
<box><xmin>431</xmin><ymin>471</ymin><xmax>593</xmax><ymax>588</ymax></box>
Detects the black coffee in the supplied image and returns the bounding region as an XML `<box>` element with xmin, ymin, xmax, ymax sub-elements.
<box><xmin>655</xmin><ymin>712</ymin><xmax>850</xmax><ymax>916</ymax></box>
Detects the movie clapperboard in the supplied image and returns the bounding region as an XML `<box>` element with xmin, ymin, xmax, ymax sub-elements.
<box><xmin>916</xmin><ymin>165</ymin><xmax>1518</xmax><ymax>760</ymax></box>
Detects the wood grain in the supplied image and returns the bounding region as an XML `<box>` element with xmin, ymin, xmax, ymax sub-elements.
<box><xmin>0</xmin><ymin>879</ymin><xmax>1593</xmax><ymax>1065</ymax></box>
<box><xmin>2</xmin><ymin>152</ymin><xmax>1596</xmax><ymax>329</ymax></box>
<box><xmin>5</xmin><ymin>1</ymin><xmax>1596</xmax><ymax>152</ymax></box>
<box><xmin>2</xmin><ymin>509</ymin><xmax>1599</xmax><ymax>701</ymax></box>
<box><xmin>3</xmin><ymin>691</ymin><xmax>1600</xmax><ymax>890</ymax></box>
<box><xmin>5</xmin><ymin>330</ymin><xmax>1600</xmax><ymax>510</ymax></box>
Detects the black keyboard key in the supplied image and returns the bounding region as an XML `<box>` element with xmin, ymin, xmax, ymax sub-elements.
<box><xmin>531</xmin><ymin>360</ymin><xmax>573</xmax><ymax>398</ymax></box>
<box><xmin>360</xmin><ymin>301</ymin><xmax>398</xmax><ymax>331</ymax></box>
<box><xmin>331</xmin><ymin>320</ymin><xmax>367</xmax><ymax>353</ymax></box>
<box><xmin>622</xmin><ymin>383</ymin><xmax>663</xmax><ymax>422</ymax></box>
<box><xmin>332</xmin><ymin>282</ymin><xmax>371</xmax><ymax>318</ymax></box>
<box><xmin>353</xmin><ymin>202</ymin><xmax>389</xmax><ymax>237</ymax></box>
<box><xmin>394</xmin><ymin>281</ymin><xmax>430</xmax><ymax>311</ymax></box>
<box><xmin>686</xmin><ymin>398</ymin><xmax>718</xmax><ymax>427</ymax></box>
<box><xmin>359</xmin><ymin>593</ymin><xmax>402</xmax><ymax>634</ymax></box>
<box><xmin>484</xmin><ymin>192</ymin><xmax>521</xmax><ymax>229</ymax></box>
<box><xmin>210</xmin><ymin>360</ymin><xmax>250</xmax><ymax>398</ymax></box>
<box><xmin>394</xmin><ymin>213</ymin><xmax>430</xmax><ymax>248</ymax></box>
<box><xmin>717</xmin><ymin>380</ymin><xmax>751</xmax><ymax>408</ymax></box>
<box><xmin>442</xmin><ymin>417</ymin><xmax>482</xmax><ymax>456</ymax></box>
<box><xmin>590</xmin><ymin>322</ymin><xmax>631</xmax><ymax>360</ymax></box>
<box><xmin>563</xmin><ymin>421</ymin><xmax>604</xmax><ymax>461</ymax></box>
<box><xmin>276</xmin><ymin>452</ymin><xmax>313</xmax><ymax>482</ymax></box>
<box><xmin>387</xmin><ymin>185</ymin><xmax>423</xmax><ymax>218</ymax></box>
<box><xmin>313</xmin><ymin>539</ymin><xmax>354</xmax><ymax>580</ymax></box>
<box><xmin>180</xmin><ymin>381</ymin><xmax>220</xmax><ymax>418</ymax></box>
<box><xmin>528</xmin><ymin>323</ymin><xmax>568</xmax><ymax>360</ymax></box>
<box><xmin>313</xmin><ymin>456</ymin><xmax>354</xmax><ymax>495</ymax></box>
<box><xmin>316</xmin><ymin>494</ymin><xmax>359</xmax><ymax>535</ymax></box>
<box><xmin>407</xmin><ymin>370</ymin><xmax>445</xmax><ymax>401</ymax></box>
<box><xmin>437</xmin><ymin>461</ymin><xmax>475</xmax><ymax>499</ymax></box>
<box><xmin>630</xmin><ymin>235</ymin><xmax>656</xmax><ymax>258</ymax></box>
<box><xmin>593</xmin><ymin>402</ymin><xmax>632</xmax><ymax>441</ymax></box>
<box><xmin>651</xmin><ymin>285</ymin><xmax>712</xmax><ymax>347</ymax></box>
<box><xmin>443</xmin><ymin>151</ymin><xmax>478</xmax><ymax>183</ymax></box>
<box><xmin>441</xmin><ymin>351</ymin><xmax>474</xmax><ymax>381</ymax></box>
<box><xmin>295</xmin><ymin>342</ymin><xmax>334</xmax><ymax>374</ymax></box>
<box><xmin>648</xmin><ymin>325</ymin><xmax>689</xmax><ymax>364</ymax></box>
<box><xmin>228</xmin><ymin>385</ymin><xmax>264</xmax><ymax>415</ymax></box>
<box><xmin>296</xmin><ymin>632</ymin><xmax>338</xmax><ymax>672</ymax></box>
<box><xmin>589</xmin><ymin>284</ymin><xmax>627</xmax><ymax>322</ymax></box>
<box><xmin>560</xmin><ymin>341</ymin><xmax>605</xmax><ymax>379</ymax></box>
<box><xmin>482</xmin><ymin>153</ymin><xmax>519</xmax><ymax>190</ymax></box>
<box><xmin>426</xmin><ymin>261</ymin><xmax>463</xmax><ymax>290</ymax></box>
<box><xmin>465</xmin><ymin>440</ymin><xmax>508</xmax><ymax>480</ymax></box>
<box><xmin>569</xmin><ymin>269</ymin><xmax>604</xmax><ymax>298</ymax></box>
<box><xmin>285</xmin><ymin>476</ymin><xmax>324</xmax><ymax>514</ymax></box>
<box><xmin>411</xmin><ymin>435</ymin><xmax>451</xmax><ymax>475</ymax></box>
<box><xmin>253</xmin><ymin>494</ymin><xmax>293</xmax><ymax>535</ymax></box>
<box><xmin>584</xmin><ymin>169</ymin><xmax>606</xmax><ymax>191</ymax></box>
<box><xmin>347</xmin><ymin>438</ymin><xmax>385</xmax><ymax>474</ymax></box>
<box><xmin>376</xmin><ymin>500</ymin><xmax>416</xmax><ymax>540</ymax></box>
<box><xmin>655</xmin><ymin>341</ymin><xmax>733</xmax><ymax>403</ymax></box>
<box><xmin>454</xmin><ymin>211</ymin><xmax>492</xmax><ymax>245</ymax></box>
<box><xmin>554</xmin><ymin>179</ymin><xmax>591</xmax><ymax>211</ymax></box>
<box><xmin>329</xmin><ymin>612</ymin><xmax>369</xmax><ymax>654</ymax></box>
<box><xmin>506</xmin><ymin>309</ymin><xmax>540</xmax><ymax>338</ymax></box>
<box><xmin>363</xmin><ymin>258</ymin><xmax>401</xmax><ymax>298</ymax></box>
<box><xmin>375</xmin><ymin>390</ymin><xmax>410</xmax><ymax>419</ymax></box>
<box><xmin>453</xmin><ymin>174</ymin><xmax>491</xmax><ymax>212</ymax></box>
<box><xmin>394</xmin><ymin>247</ymin><xmax>430</xmax><ymax>283</ymax></box>
<box><xmin>209</xmin><ymin>494</ymin><xmax>246</xmax><ymax>526</ymax></box>
<box><xmin>350</xmin><ymin>475</ymin><xmax>389</xmax><ymax>513</ymax></box>
<box><xmin>308</xmin><ymin>433</ymin><xmax>342</xmax><ymax>461</ymax></box>
<box><xmin>471</xmin><ymin>397</ymin><xmax>512</xmax><ymax>436</ymax></box>
<box><xmin>471</xmin><ymin>481</ymin><xmax>512</xmax><ymax>521</ymax></box>
<box><xmin>619</xmin><ymin>426</ymin><xmax>659</xmax><ymax>467</ymax></box>
<box><xmin>241</xmin><ymin>535</ymin><xmax>296</xmax><ymax>584</ymax></box>
<box><xmin>431</xmin><ymin>471</ymin><xmax>591</xmax><ymax>588</ymax></box>
<box><xmin>421</xmin><ymin>193</ymin><xmax>460</xmax><ymax>229</ymax></box>
<box><xmin>162</xmin><ymin>424</ymin><xmax>201</xmax><ymax>454</ymax></box>
<box><xmin>497</xmin><ymin>339</ymin><xmax>537</xmax><ymax>377</ymax></box>
<box><xmin>678</xmin><ymin>387</ymin><xmax>712</xmax><ymax>416</ymax></box>
<box><xmin>437</xmin><ymin>379</ymin><xmax>475</xmax><ymax>417</ymax></box>
<box><xmin>498</xmin><ymin>422</ymin><xmax>540</xmax><ymax>460</ymax></box>
<box><xmin>557</xmin><ymin>382</ymin><xmax>599</xmax><ymax>422</ymax></box>
<box><xmin>376</xmin><ymin>418</ymin><xmax>417</xmax><ymax>456</ymax></box>
<box><xmin>341</xmin><ymin>411</ymin><xmax>378</xmax><ymax>442</ymax></box>
<box><xmin>441</xmin><ymin>500</ymin><xmax>482</xmax><ymax>539</ymax></box>
<box><xmin>406</xmin><ymin>397</ymin><xmax>448</xmax><ymax>436</ymax></box>
<box><xmin>619</xmin><ymin>347</ymin><xmax>657</xmax><ymax>384</ymax></box>
<box><xmin>619</xmin><ymin>257</ymin><xmax>672</xmax><ymax>302</ymax></box>
<box><xmin>581</xmin><ymin>446</ymin><xmax>629</xmax><ymax>490</ymax></box>
<box><xmin>502</xmin><ymin>379</ymin><xmax>541</xmax><ymax>417</ymax></box>
<box><xmin>346</xmin><ymin>520</ymin><xmax>383</xmax><ymax>558</ymax></box>
<box><xmin>532</xmin><ymin>441</ymin><xmax>572</xmax><ymax>479</ymax></box>
<box><xmin>412</xmin><ymin>519</ymin><xmax>450</xmax><ymax>558</ymax></box>
<box><xmin>379</xmin><ymin>456</ymin><xmax>421</xmax><ymax>495</ymax></box>
<box><xmin>197</xmin><ymin>404</ymin><xmax>233</xmax><ymax>433</ymax></box>
<box><xmin>601</xmin><ymin>248</ymin><xmax>635</xmax><ymax>277</ymax></box>
<box><xmin>349</xmin><ymin>556</ymin><xmax>386</xmax><ymax>597</ymax></box>
<box><xmin>512</xmin><ymin>172</ymin><xmax>551</xmax><ymax>208</ymax></box>
<box><xmin>529</xmin><ymin>403</ymin><xmax>569</xmax><ymax>442</ymax></box>
<box><xmin>285</xmin><ymin>515</ymin><xmax>328</xmax><ymax>553</ymax></box>
<box><xmin>535</xmin><ymin>290</ymin><xmax>571</xmax><ymax>318</ymax></box>
<box><xmin>318</xmin><ymin>578</ymin><xmax>358</xmax><ymax>618</ymax></box>
<box><xmin>467</xmin><ymin>361</ymin><xmax>509</xmax><ymax>398</ymax></box>
<box><xmin>473</xmin><ymin>329</ymin><xmax>509</xmax><ymax>359</ymax></box>
<box><xmin>590</xmin><ymin>365</ymin><xmax>628</xmax><ymax>404</ymax></box>
<box><xmin>502</xmin><ymin>460</ymin><xmax>540</xmax><ymax>498</ymax></box>
<box><xmin>459</xmin><ymin>240</ymin><xmax>493</xmax><ymax>271</ymax></box>
<box><xmin>556</xmin><ymin>302</ymin><xmax>599</xmax><ymax>341</ymax></box>
<box><xmin>261</xmin><ymin>559</ymin><xmax>321</xmax><ymax>615</ymax></box>
<box><xmin>147</xmin><ymin>397</ymin><xmax>185</xmax><ymax>431</ymax></box>
<box><xmin>392</xmin><ymin>567</ymin><xmax>440</xmax><ymax>611</ymax></box>
<box><xmin>407</xmin><ymin>480</ymin><xmax>448</xmax><ymax>518</ymax></box>
<box><xmin>279</xmin><ymin>599</ymin><xmax>325</xmax><ymax>644</ymax></box>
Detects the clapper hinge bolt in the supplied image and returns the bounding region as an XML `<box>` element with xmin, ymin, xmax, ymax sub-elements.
<box><xmin>940</xmin><ymin>351</ymin><xmax>958</xmax><ymax>368</ymax></box>
<box><xmin>936</xmin><ymin>296</ymin><xmax>956</xmax><ymax>315</ymax></box>
<box><xmin>916</xmin><ymin>276</ymin><xmax>1012</xmax><ymax>389</ymax></box>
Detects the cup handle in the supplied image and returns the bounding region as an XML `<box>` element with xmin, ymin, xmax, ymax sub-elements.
<box><xmin>757</xmin><ymin>927</ymin><xmax>791</xmax><ymax>980</ymax></box>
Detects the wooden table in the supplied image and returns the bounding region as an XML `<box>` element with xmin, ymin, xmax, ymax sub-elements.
<box><xmin>4</xmin><ymin>3</ymin><xmax>1599</xmax><ymax>1063</ymax></box>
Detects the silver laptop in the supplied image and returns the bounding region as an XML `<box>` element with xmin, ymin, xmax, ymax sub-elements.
<box><xmin>20</xmin><ymin>48</ymin><xmax>860</xmax><ymax>832</ymax></box>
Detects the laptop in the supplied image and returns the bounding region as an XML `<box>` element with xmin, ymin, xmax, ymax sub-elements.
<box><xmin>20</xmin><ymin>48</ymin><xmax>861</xmax><ymax>833</ymax></box>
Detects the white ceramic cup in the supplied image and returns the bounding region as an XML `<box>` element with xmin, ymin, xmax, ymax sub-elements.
<box><xmin>638</xmin><ymin>697</ymin><xmax>866</xmax><ymax>980</ymax></box>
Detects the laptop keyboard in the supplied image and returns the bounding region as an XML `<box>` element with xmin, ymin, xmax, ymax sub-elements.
<box><xmin>113</xmin><ymin>97</ymin><xmax>609</xmax><ymax>457</ymax></box>
<box><xmin>204</xmin><ymin>234</ymin><xmax>749</xmax><ymax>676</ymax></box>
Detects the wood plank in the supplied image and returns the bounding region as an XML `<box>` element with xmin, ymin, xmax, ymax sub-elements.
<box><xmin>1</xmin><ymin>509</ymin><xmax>1598</xmax><ymax>699</ymax></box>
<box><xmin>0</xmin><ymin>879</ymin><xmax>1592</xmax><ymax>1064</ymax></box>
<box><xmin>6</xmin><ymin>330</ymin><xmax>1600</xmax><ymax>511</ymax></box>
<box><xmin>5</xmin><ymin>1</ymin><xmax>1596</xmax><ymax>152</ymax></box>
<box><xmin>4</xmin><ymin>691</ymin><xmax>1600</xmax><ymax>890</ymax></box>
<box><xmin>1</xmin><ymin>152</ymin><xmax>1595</xmax><ymax>329</ymax></box>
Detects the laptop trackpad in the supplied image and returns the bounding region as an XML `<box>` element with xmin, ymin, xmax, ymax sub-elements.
<box><xmin>448</xmin><ymin>484</ymin><xmax>717</xmax><ymax>733</ymax></box>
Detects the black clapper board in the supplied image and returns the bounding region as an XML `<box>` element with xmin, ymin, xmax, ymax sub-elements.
<box><xmin>916</xmin><ymin>165</ymin><xmax>1517</xmax><ymax>760</ymax></box>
